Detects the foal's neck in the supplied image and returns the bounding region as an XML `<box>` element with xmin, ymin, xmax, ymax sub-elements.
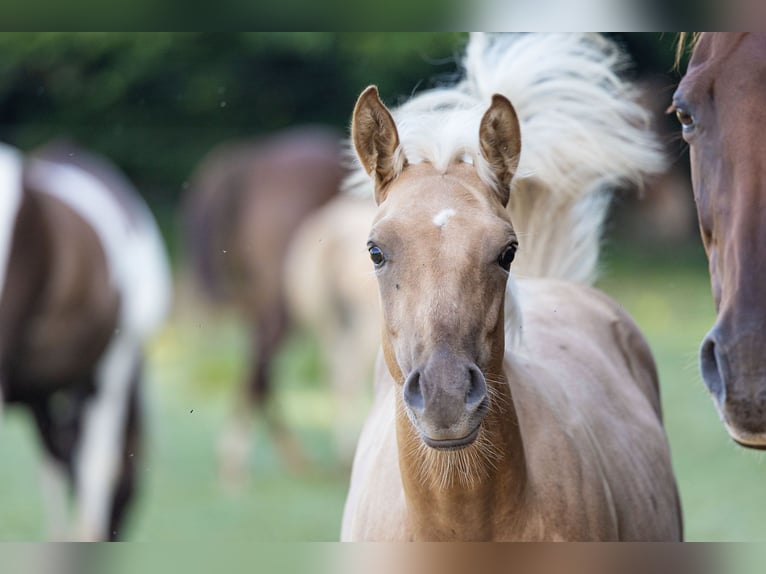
<box><xmin>395</xmin><ymin>373</ymin><xmax>527</xmax><ymax>541</ymax></box>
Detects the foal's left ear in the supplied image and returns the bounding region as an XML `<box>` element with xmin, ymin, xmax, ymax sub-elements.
<box><xmin>479</xmin><ymin>94</ymin><xmax>521</xmax><ymax>206</ymax></box>
<box><xmin>352</xmin><ymin>85</ymin><xmax>405</xmax><ymax>204</ymax></box>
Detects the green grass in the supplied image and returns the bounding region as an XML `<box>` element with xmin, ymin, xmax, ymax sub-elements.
<box><xmin>1</xmin><ymin>243</ymin><xmax>765</xmax><ymax>541</ymax></box>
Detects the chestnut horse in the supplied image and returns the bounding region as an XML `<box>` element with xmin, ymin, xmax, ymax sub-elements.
<box><xmin>341</xmin><ymin>33</ymin><xmax>682</xmax><ymax>541</ymax></box>
<box><xmin>184</xmin><ymin>127</ymin><xmax>346</xmax><ymax>483</ymax></box>
<box><xmin>0</xmin><ymin>141</ymin><xmax>171</xmax><ymax>540</ymax></box>
<box><xmin>672</xmin><ymin>33</ymin><xmax>766</xmax><ymax>448</ymax></box>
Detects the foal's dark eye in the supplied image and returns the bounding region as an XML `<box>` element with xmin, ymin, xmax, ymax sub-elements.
<box><xmin>675</xmin><ymin>107</ymin><xmax>695</xmax><ymax>129</ymax></box>
<box><xmin>368</xmin><ymin>244</ymin><xmax>385</xmax><ymax>267</ymax></box>
<box><xmin>498</xmin><ymin>244</ymin><xmax>517</xmax><ymax>271</ymax></box>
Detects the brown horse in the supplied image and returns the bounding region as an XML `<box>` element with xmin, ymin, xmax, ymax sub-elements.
<box><xmin>0</xmin><ymin>140</ymin><xmax>171</xmax><ymax>540</ymax></box>
<box><xmin>183</xmin><ymin>126</ymin><xmax>346</xmax><ymax>483</ymax></box>
<box><xmin>672</xmin><ymin>33</ymin><xmax>766</xmax><ymax>448</ymax></box>
<box><xmin>341</xmin><ymin>33</ymin><xmax>681</xmax><ymax>541</ymax></box>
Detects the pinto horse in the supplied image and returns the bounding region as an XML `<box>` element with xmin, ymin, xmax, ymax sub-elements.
<box><xmin>672</xmin><ymin>33</ymin><xmax>766</xmax><ymax>448</ymax></box>
<box><xmin>341</xmin><ymin>33</ymin><xmax>682</xmax><ymax>541</ymax></box>
<box><xmin>183</xmin><ymin>127</ymin><xmax>346</xmax><ymax>483</ymax></box>
<box><xmin>0</xmin><ymin>141</ymin><xmax>171</xmax><ymax>540</ymax></box>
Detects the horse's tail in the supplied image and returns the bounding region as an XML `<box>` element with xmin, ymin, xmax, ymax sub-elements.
<box><xmin>462</xmin><ymin>33</ymin><xmax>665</xmax><ymax>284</ymax></box>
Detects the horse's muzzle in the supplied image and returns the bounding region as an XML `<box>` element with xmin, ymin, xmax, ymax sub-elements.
<box><xmin>701</xmin><ymin>327</ymin><xmax>766</xmax><ymax>447</ymax></box>
<box><xmin>402</xmin><ymin>353</ymin><xmax>489</xmax><ymax>450</ymax></box>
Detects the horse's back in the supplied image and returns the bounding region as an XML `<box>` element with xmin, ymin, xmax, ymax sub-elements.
<box><xmin>513</xmin><ymin>278</ymin><xmax>682</xmax><ymax>540</ymax></box>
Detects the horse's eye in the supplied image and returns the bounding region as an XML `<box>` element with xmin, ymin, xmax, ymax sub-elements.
<box><xmin>675</xmin><ymin>107</ymin><xmax>695</xmax><ymax>128</ymax></box>
<box><xmin>498</xmin><ymin>244</ymin><xmax>517</xmax><ymax>271</ymax></box>
<box><xmin>369</xmin><ymin>244</ymin><xmax>385</xmax><ymax>267</ymax></box>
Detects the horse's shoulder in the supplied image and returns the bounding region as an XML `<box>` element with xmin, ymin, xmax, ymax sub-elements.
<box><xmin>517</xmin><ymin>278</ymin><xmax>660</xmax><ymax>413</ymax></box>
<box><xmin>511</xmin><ymin>280</ymin><xmax>676</xmax><ymax>538</ymax></box>
<box><xmin>566</xmin><ymin>282</ymin><xmax>662</xmax><ymax>416</ymax></box>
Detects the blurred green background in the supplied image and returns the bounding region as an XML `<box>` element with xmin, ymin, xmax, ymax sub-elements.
<box><xmin>1</xmin><ymin>33</ymin><xmax>764</xmax><ymax>542</ymax></box>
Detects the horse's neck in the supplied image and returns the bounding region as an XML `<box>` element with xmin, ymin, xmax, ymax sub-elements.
<box><xmin>394</xmin><ymin>376</ymin><xmax>528</xmax><ymax>541</ymax></box>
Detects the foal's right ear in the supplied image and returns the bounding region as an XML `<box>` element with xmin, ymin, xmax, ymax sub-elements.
<box><xmin>352</xmin><ymin>86</ymin><xmax>405</xmax><ymax>204</ymax></box>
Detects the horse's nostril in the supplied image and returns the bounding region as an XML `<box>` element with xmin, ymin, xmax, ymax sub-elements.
<box><xmin>700</xmin><ymin>334</ymin><xmax>724</xmax><ymax>401</ymax></box>
<box><xmin>403</xmin><ymin>370</ymin><xmax>424</xmax><ymax>412</ymax></box>
<box><xmin>465</xmin><ymin>365</ymin><xmax>487</xmax><ymax>409</ymax></box>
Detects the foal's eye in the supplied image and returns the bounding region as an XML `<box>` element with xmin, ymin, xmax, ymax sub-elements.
<box><xmin>498</xmin><ymin>244</ymin><xmax>517</xmax><ymax>271</ymax></box>
<box><xmin>675</xmin><ymin>107</ymin><xmax>695</xmax><ymax>129</ymax></box>
<box><xmin>368</xmin><ymin>244</ymin><xmax>385</xmax><ymax>267</ymax></box>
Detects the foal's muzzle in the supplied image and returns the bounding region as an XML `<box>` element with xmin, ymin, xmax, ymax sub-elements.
<box><xmin>402</xmin><ymin>353</ymin><xmax>489</xmax><ymax>450</ymax></box>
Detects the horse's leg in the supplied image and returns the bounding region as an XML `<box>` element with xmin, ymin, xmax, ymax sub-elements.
<box><xmin>29</xmin><ymin>392</ymin><xmax>88</xmax><ymax>541</ymax></box>
<box><xmin>218</xmin><ymin>304</ymin><xmax>304</xmax><ymax>489</ymax></box>
<box><xmin>107</xmin><ymin>363</ymin><xmax>142</xmax><ymax>541</ymax></box>
<box><xmin>30</xmin><ymin>401</ymin><xmax>71</xmax><ymax>540</ymax></box>
<box><xmin>255</xmin><ymin>307</ymin><xmax>310</xmax><ymax>473</ymax></box>
<box><xmin>39</xmin><ymin>455</ymin><xmax>70</xmax><ymax>540</ymax></box>
<box><xmin>217</xmin><ymin>389</ymin><xmax>254</xmax><ymax>492</ymax></box>
<box><xmin>218</xmin><ymin>403</ymin><xmax>256</xmax><ymax>492</ymax></box>
<box><xmin>329</xmin><ymin>331</ymin><xmax>368</xmax><ymax>465</ymax></box>
<box><xmin>73</xmin><ymin>333</ymin><xmax>138</xmax><ymax>541</ymax></box>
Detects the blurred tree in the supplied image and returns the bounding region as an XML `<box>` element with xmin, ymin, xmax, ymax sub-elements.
<box><xmin>0</xmin><ymin>32</ymin><xmax>462</xmax><ymax>205</ymax></box>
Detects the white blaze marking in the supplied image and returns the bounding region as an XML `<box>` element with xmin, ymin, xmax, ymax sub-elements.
<box><xmin>0</xmin><ymin>144</ymin><xmax>23</xmax><ymax>306</ymax></box>
<box><xmin>433</xmin><ymin>208</ymin><xmax>456</xmax><ymax>228</ymax></box>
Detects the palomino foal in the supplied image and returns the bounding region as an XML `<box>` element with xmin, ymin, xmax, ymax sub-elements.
<box><xmin>341</xmin><ymin>87</ymin><xmax>682</xmax><ymax>541</ymax></box>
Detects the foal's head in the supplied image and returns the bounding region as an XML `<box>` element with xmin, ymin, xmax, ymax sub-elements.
<box><xmin>673</xmin><ymin>34</ymin><xmax>766</xmax><ymax>447</ymax></box>
<box><xmin>352</xmin><ymin>86</ymin><xmax>520</xmax><ymax>455</ymax></box>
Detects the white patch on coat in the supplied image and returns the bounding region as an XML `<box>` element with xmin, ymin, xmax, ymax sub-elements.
<box><xmin>433</xmin><ymin>208</ymin><xmax>456</xmax><ymax>228</ymax></box>
<box><xmin>0</xmin><ymin>144</ymin><xmax>23</xmax><ymax>308</ymax></box>
<box><xmin>73</xmin><ymin>333</ymin><xmax>137</xmax><ymax>540</ymax></box>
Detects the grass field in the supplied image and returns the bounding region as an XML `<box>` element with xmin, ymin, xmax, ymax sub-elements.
<box><xmin>1</xmin><ymin>242</ymin><xmax>765</xmax><ymax>542</ymax></box>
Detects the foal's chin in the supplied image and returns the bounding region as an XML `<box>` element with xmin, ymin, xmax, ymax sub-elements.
<box><xmin>420</xmin><ymin>425</ymin><xmax>481</xmax><ymax>451</ymax></box>
<box><xmin>407</xmin><ymin>421</ymin><xmax>497</xmax><ymax>490</ymax></box>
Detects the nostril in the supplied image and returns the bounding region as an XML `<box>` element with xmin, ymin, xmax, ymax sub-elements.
<box><xmin>403</xmin><ymin>370</ymin><xmax>424</xmax><ymax>412</ymax></box>
<box><xmin>465</xmin><ymin>365</ymin><xmax>487</xmax><ymax>409</ymax></box>
<box><xmin>700</xmin><ymin>335</ymin><xmax>724</xmax><ymax>401</ymax></box>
